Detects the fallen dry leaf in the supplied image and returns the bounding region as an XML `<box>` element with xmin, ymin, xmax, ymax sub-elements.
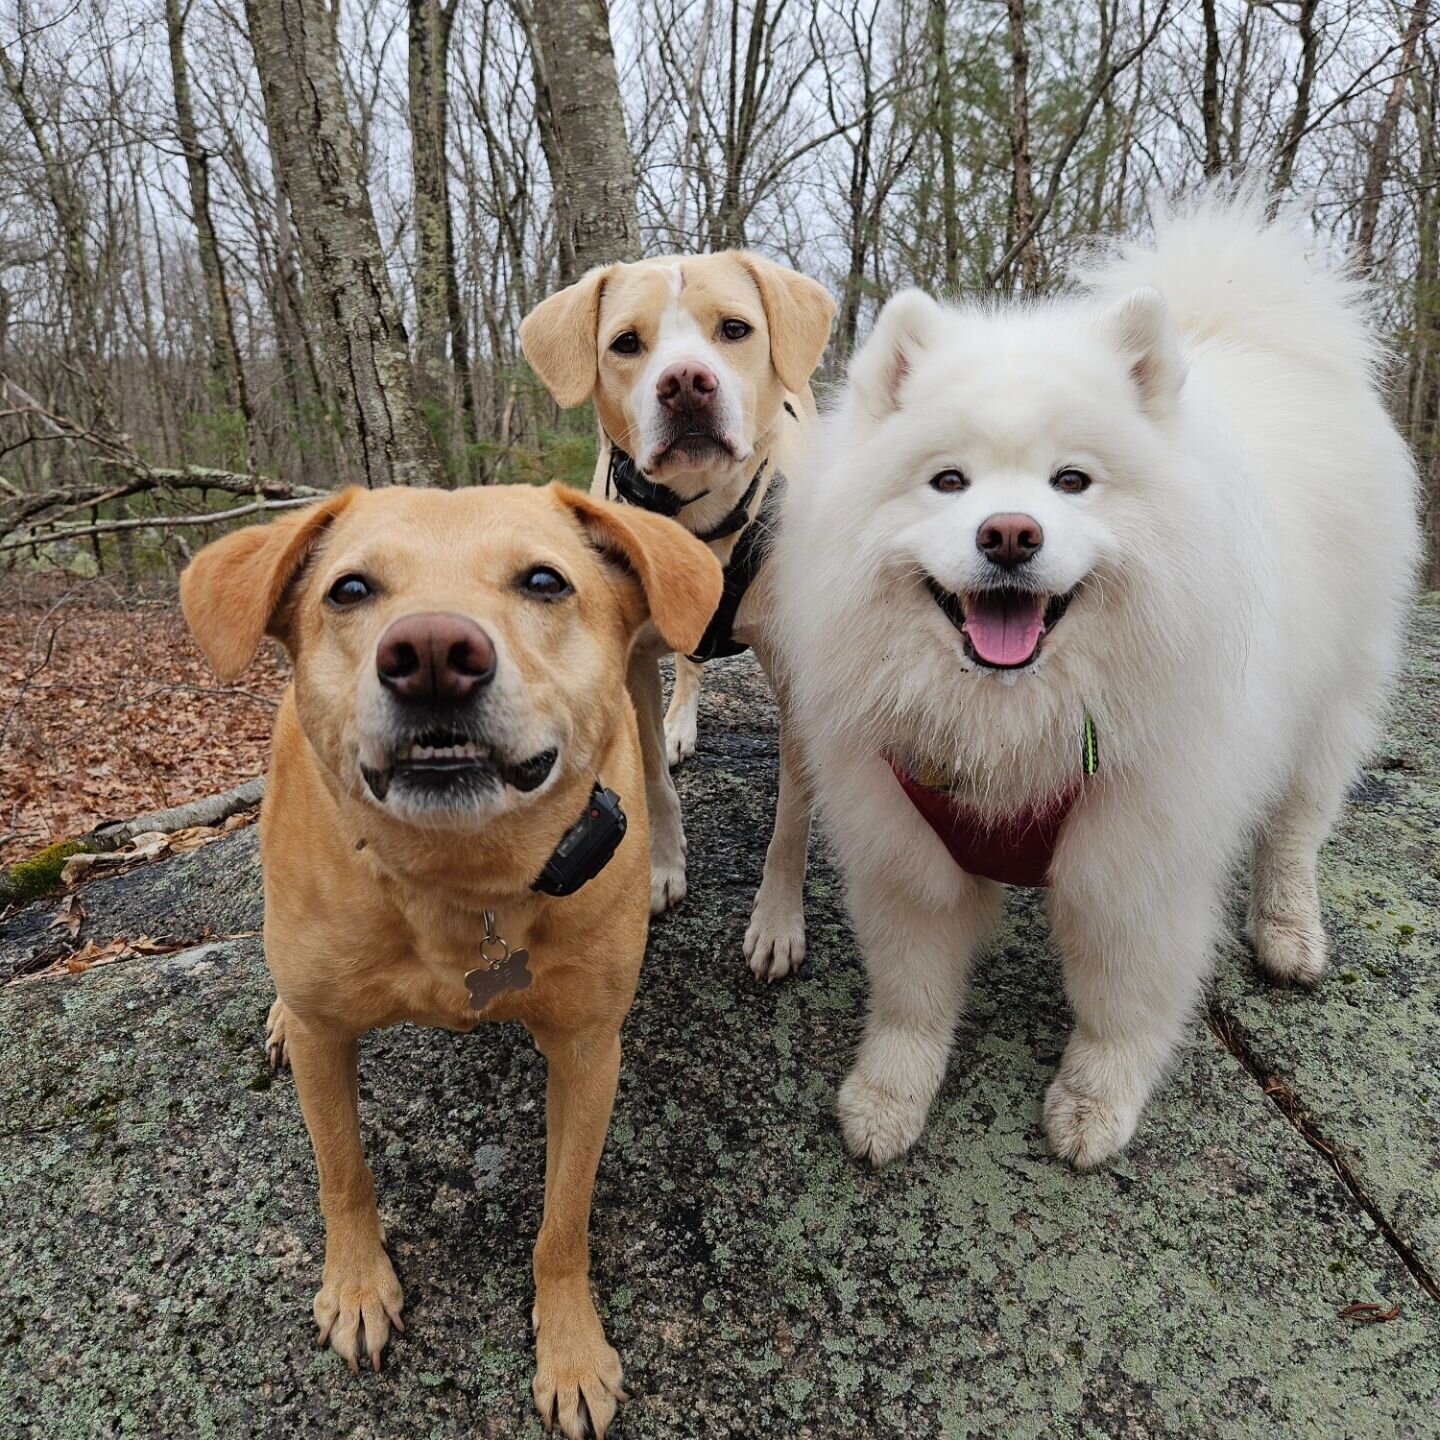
<box><xmin>50</xmin><ymin>892</ymin><xmax>86</xmax><ymax>937</ymax></box>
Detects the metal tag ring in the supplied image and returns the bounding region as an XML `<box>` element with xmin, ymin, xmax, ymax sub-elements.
<box><xmin>479</xmin><ymin>936</ymin><xmax>510</xmax><ymax>966</ymax></box>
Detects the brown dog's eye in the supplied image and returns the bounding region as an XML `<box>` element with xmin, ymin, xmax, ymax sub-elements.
<box><xmin>327</xmin><ymin>574</ymin><xmax>374</xmax><ymax>607</ymax></box>
<box><xmin>519</xmin><ymin>566</ymin><xmax>573</xmax><ymax>600</ymax></box>
<box><xmin>930</xmin><ymin>469</ymin><xmax>968</xmax><ymax>493</ymax></box>
<box><xmin>609</xmin><ymin>331</ymin><xmax>641</xmax><ymax>356</ymax></box>
<box><xmin>1052</xmin><ymin>468</ymin><xmax>1092</xmax><ymax>494</ymax></box>
<box><xmin>720</xmin><ymin>318</ymin><xmax>752</xmax><ymax>341</ymax></box>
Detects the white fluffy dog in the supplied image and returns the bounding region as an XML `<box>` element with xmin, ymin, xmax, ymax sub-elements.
<box><xmin>772</xmin><ymin>199</ymin><xmax>1419</xmax><ymax>1170</ymax></box>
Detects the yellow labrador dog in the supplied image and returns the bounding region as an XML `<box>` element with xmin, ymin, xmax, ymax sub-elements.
<box><xmin>181</xmin><ymin>483</ymin><xmax>721</xmax><ymax>1439</ymax></box>
<box><xmin>520</xmin><ymin>253</ymin><xmax>835</xmax><ymax>980</ymax></box>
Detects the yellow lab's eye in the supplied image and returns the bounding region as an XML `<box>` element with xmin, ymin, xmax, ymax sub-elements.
<box><xmin>720</xmin><ymin>318</ymin><xmax>752</xmax><ymax>341</ymax></box>
<box><xmin>609</xmin><ymin>331</ymin><xmax>641</xmax><ymax>355</ymax></box>
<box><xmin>327</xmin><ymin>574</ymin><xmax>374</xmax><ymax>607</ymax></box>
<box><xmin>519</xmin><ymin>566</ymin><xmax>573</xmax><ymax>600</ymax></box>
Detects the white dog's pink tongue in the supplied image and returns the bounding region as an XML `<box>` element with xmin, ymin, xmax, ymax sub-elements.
<box><xmin>963</xmin><ymin>591</ymin><xmax>1046</xmax><ymax>666</ymax></box>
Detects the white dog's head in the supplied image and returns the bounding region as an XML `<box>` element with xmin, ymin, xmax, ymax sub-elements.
<box><xmin>520</xmin><ymin>253</ymin><xmax>834</xmax><ymax>491</ymax></box>
<box><xmin>835</xmin><ymin>286</ymin><xmax>1188</xmax><ymax>676</ymax></box>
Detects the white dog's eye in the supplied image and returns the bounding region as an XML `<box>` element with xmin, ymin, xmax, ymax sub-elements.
<box><xmin>1052</xmin><ymin>468</ymin><xmax>1092</xmax><ymax>495</ymax></box>
<box><xmin>519</xmin><ymin>566</ymin><xmax>573</xmax><ymax>600</ymax></box>
<box><xmin>930</xmin><ymin>469</ymin><xmax>969</xmax><ymax>493</ymax></box>
<box><xmin>327</xmin><ymin>574</ymin><xmax>374</xmax><ymax>607</ymax></box>
<box><xmin>609</xmin><ymin>331</ymin><xmax>641</xmax><ymax>356</ymax></box>
<box><xmin>720</xmin><ymin>318</ymin><xmax>753</xmax><ymax>341</ymax></box>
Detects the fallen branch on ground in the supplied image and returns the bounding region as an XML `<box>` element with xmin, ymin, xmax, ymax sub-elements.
<box><xmin>85</xmin><ymin>777</ymin><xmax>266</xmax><ymax>852</ymax></box>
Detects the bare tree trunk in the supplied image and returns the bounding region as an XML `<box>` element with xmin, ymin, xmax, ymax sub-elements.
<box><xmin>243</xmin><ymin>0</ymin><xmax>439</xmax><ymax>487</ymax></box>
<box><xmin>0</xmin><ymin>39</ymin><xmax>114</xmax><ymax>428</ymax></box>
<box><xmin>1355</xmin><ymin>0</ymin><xmax>1428</xmax><ymax>271</ymax></box>
<box><xmin>671</xmin><ymin>0</ymin><xmax>715</xmax><ymax>250</ymax></box>
<box><xmin>409</xmin><ymin>0</ymin><xmax>477</xmax><ymax>480</ymax></box>
<box><xmin>1200</xmin><ymin>0</ymin><xmax>1223</xmax><ymax>176</ymax></box>
<box><xmin>1272</xmin><ymin>0</ymin><xmax>1319</xmax><ymax>191</ymax></box>
<box><xmin>166</xmin><ymin>0</ymin><xmax>255</xmax><ymax>469</ymax></box>
<box><xmin>1005</xmin><ymin>0</ymin><xmax>1040</xmax><ymax>291</ymax></box>
<box><xmin>522</xmin><ymin>0</ymin><xmax>641</xmax><ymax>280</ymax></box>
<box><xmin>932</xmin><ymin>0</ymin><xmax>960</xmax><ymax>292</ymax></box>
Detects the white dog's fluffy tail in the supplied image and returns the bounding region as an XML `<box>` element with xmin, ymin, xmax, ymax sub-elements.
<box><xmin>1079</xmin><ymin>189</ymin><xmax>1382</xmax><ymax>386</ymax></box>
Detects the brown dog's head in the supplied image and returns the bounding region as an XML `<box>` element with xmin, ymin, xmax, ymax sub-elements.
<box><xmin>180</xmin><ymin>484</ymin><xmax>722</xmax><ymax>829</ymax></box>
<box><xmin>520</xmin><ymin>253</ymin><xmax>834</xmax><ymax>489</ymax></box>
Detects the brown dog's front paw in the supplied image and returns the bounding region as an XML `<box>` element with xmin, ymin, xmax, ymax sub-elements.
<box><xmin>532</xmin><ymin>1298</ymin><xmax>627</xmax><ymax>1439</ymax></box>
<box><xmin>313</xmin><ymin>1250</ymin><xmax>405</xmax><ymax>1373</ymax></box>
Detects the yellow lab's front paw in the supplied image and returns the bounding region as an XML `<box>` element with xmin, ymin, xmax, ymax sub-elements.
<box><xmin>313</xmin><ymin>1248</ymin><xmax>405</xmax><ymax>1373</ymax></box>
<box><xmin>265</xmin><ymin>997</ymin><xmax>291</xmax><ymax>1070</ymax></box>
<box><xmin>532</xmin><ymin>1296</ymin><xmax>627</xmax><ymax>1439</ymax></box>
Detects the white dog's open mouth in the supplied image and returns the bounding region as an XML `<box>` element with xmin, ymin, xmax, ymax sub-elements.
<box><xmin>361</xmin><ymin>727</ymin><xmax>557</xmax><ymax>804</ymax></box>
<box><xmin>926</xmin><ymin>578</ymin><xmax>1077</xmax><ymax>669</ymax></box>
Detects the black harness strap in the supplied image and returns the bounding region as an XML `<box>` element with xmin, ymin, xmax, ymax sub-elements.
<box><xmin>693</xmin><ymin>458</ymin><xmax>768</xmax><ymax>544</ymax></box>
<box><xmin>689</xmin><ymin>470</ymin><xmax>786</xmax><ymax>664</ymax></box>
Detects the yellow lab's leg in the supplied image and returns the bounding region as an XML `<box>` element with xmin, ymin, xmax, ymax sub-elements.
<box><xmin>663</xmin><ymin>655</ymin><xmax>702</xmax><ymax>768</ymax></box>
<box><xmin>529</xmin><ymin>1024</ymin><xmax>628</xmax><ymax>1440</ymax></box>
<box><xmin>285</xmin><ymin>1013</ymin><xmax>404</xmax><ymax>1372</ymax></box>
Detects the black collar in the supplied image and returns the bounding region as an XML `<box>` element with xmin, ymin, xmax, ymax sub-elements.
<box><xmin>531</xmin><ymin>783</ymin><xmax>627</xmax><ymax>897</ymax></box>
<box><xmin>606</xmin><ymin>441</ymin><xmax>769</xmax><ymax>545</ymax></box>
<box><xmin>607</xmin><ymin>446</ymin><xmax>706</xmax><ymax>518</ymax></box>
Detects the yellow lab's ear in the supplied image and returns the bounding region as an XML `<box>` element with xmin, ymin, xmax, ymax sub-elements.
<box><xmin>738</xmin><ymin>253</ymin><xmax>836</xmax><ymax>394</ymax></box>
<box><xmin>552</xmin><ymin>484</ymin><xmax>723</xmax><ymax>655</ymax></box>
<box><xmin>520</xmin><ymin>265</ymin><xmax>613</xmax><ymax>409</ymax></box>
<box><xmin>179</xmin><ymin>490</ymin><xmax>358</xmax><ymax>682</ymax></box>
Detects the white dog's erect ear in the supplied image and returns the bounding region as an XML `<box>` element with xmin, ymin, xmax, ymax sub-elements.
<box><xmin>848</xmin><ymin>289</ymin><xmax>945</xmax><ymax>423</ymax></box>
<box><xmin>519</xmin><ymin>265</ymin><xmax>613</xmax><ymax>408</ymax></box>
<box><xmin>1100</xmin><ymin>287</ymin><xmax>1186</xmax><ymax>415</ymax></box>
<box><xmin>737</xmin><ymin>253</ymin><xmax>837</xmax><ymax>394</ymax></box>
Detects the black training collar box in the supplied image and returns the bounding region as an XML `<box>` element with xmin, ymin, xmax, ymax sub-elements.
<box><xmin>531</xmin><ymin>785</ymin><xmax>627</xmax><ymax>897</ymax></box>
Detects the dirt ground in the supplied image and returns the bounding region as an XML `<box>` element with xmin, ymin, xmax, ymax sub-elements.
<box><xmin>0</xmin><ymin>584</ymin><xmax>285</xmax><ymax>864</ymax></box>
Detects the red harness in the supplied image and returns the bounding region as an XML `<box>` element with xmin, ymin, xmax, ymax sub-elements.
<box><xmin>887</xmin><ymin>759</ymin><xmax>1080</xmax><ymax>888</ymax></box>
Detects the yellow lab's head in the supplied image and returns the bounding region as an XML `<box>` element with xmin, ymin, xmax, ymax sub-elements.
<box><xmin>520</xmin><ymin>253</ymin><xmax>834</xmax><ymax>490</ymax></box>
<box><xmin>180</xmin><ymin>484</ymin><xmax>721</xmax><ymax>829</ymax></box>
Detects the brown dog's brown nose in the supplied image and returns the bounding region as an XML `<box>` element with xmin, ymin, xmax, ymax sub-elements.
<box><xmin>977</xmin><ymin>513</ymin><xmax>1044</xmax><ymax>570</ymax></box>
<box><xmin>376</xmin><ymin>612</ymin><xmax>496</xmax><ymax>702</ymax></box>
<box><xmin>656</xmin><ymin>362</ymin><xmax>718</xmax><ymax>414</ymax></box>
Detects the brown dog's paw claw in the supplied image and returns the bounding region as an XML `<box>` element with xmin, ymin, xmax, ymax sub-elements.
<box><xmin>312</xmin><ymin>1250</ymin><xmax>404</xmax><ymax>1375</ymax></box>
<box><xmin>532</xmin><ymin>1301</ymin><xmax>625</xmax><ymax>1440</ymax></box>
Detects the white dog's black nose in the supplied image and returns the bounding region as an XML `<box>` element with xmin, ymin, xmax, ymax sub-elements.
<box><xmin>977</xmin><ymin>513</ymin><xmax>1044</xmax><ymax>570</ymax></box>
<box><xmin>377</xmin><ymin>612</ymin><xmax>496</xmax><ymax>703</ymax></box>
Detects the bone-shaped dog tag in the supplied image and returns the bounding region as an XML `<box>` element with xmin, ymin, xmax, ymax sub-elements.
<box><xmin>465</xmin><ymin>948</ymin><xmax>532</xmax><ymax>1010</ymax></box>
<box><xmin>466</xmin><ymin>911</ymin><xmax>533</xmax><ymax>1011</ymax></box>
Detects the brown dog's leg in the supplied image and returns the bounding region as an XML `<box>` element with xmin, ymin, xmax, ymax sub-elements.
<box><xmin>285</xmin><ymin>1014</ymin><xmax>405</xmax><ymax>1372</ymax></box>
<box><xmin>529</xmin><ymin>1024</ymin><xmax>627</xmax><ymax>1440</ymax></box>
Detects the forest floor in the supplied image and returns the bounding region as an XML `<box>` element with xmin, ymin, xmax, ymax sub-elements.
<box><xmin>0</xmin><ymin>584</ymin><xmax>286</xmax><ymax>863</ymax></box>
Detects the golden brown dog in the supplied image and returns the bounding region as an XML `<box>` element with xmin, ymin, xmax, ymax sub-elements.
<box><xmin>521</xmin><ymin>253</ymin><xmax>835</xmax><ymax>980</ymax></box>
<box><xmin>181</xmin><ymin>482</ymin><xmax>721</xmax><ymax>1438</ymax></box>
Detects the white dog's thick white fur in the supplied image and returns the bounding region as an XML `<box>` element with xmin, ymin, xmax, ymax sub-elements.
<box><xmin>773</xmin><ymin>198</ymin><xmax>1419</xmax><ymax>1170</ymax></box>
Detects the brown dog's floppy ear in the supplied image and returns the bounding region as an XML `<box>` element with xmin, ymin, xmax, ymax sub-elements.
<box><xmin>553</xmin><ymin>484</ymin><xmax>724</xmax><ymax>655</ymax></box>
<box><xmin>180</xmin><ymin>490</ymin><xmax>358</xmax><ymax>682</ymax></box>
<box><xmin>519</xmin><ymin>266</ymin><xmax>614</xmax><ymax>409</ymax></box>
<box><xmin>738</xmin><ymin>253</ymin><xmax>836</xmax><ymax>395</ymax></box>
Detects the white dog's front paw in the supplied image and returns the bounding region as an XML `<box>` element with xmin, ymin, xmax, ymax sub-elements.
<box><xmin>744</xmin><ymin>895</ymin><xmax>806</xmax><ymax>982</ymax></box>
<box><xmin>1043</xmin><ymin>1073</ymin><xmax>1140</xmax><ymax>1171</ymax></box>
<box><xmin>837</xmin><ymin>1067</ymin><xmax>929</xmax><ymax>1167</ymax></box>
<box><xmin>1249</xmin><ymin>909</ymin><xmax>1327</xmax><ymax>986</ymax></box>
<box><xmin>664</xmin><ymin>716</ymin><xmax>697</xmax><ymax>769</ymax></box>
